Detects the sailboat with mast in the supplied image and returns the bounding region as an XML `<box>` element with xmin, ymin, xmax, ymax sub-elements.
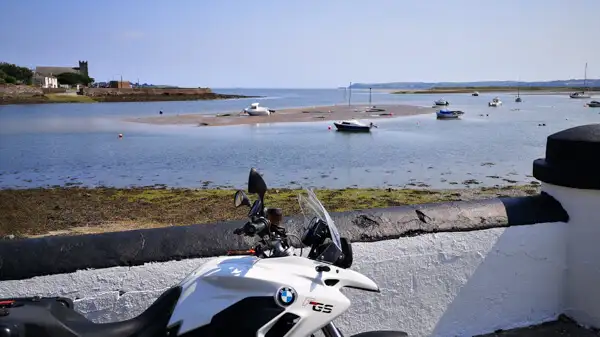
<box><xmin>515</xmin><ymin>78</ymin><xmax>522</xmax><ymax>102</ymax></box>
<box><xmin>570</xmin><ymin>63</ymin><xmax>591</xmax><ymax>99</ymax></box>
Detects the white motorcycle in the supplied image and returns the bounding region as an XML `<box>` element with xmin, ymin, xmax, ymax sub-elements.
<box><xmin>0</xmin><ymin>168</ymin><xmax>408</xmax><ymax>337</ymax></box>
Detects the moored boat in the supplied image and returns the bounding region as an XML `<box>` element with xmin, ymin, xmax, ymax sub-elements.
<box><xmin>570</xmin><ymin>63</ymin><xmax>591</xmax><ymax>99</ymax></box>
<box><xmin>488</xmin><ymin>97</ymin><xmax>502</xmax><ymax>107</ymax></box>
<box><xmin>587</xmin><ymin>101</ymin><xmax>600</xmax><ymax>108</ymax></box>
<box><xmin>571</xmin><ymin>91</ymin><xmax>591</xmax><ymax>99</ymax></box>
<box><xmin>436</xmin><ymin>109</ymin><xmax>465</xmax><ymax>119</ymax></box>
<box><xmin>434</xmin><ymin>98</ymin><xmax>449</xmax><ymax>106</ymax></box>
<box><xmin>242</xmin><ymin>103</ymin><xmax>275</xmax><ymax>116</ymax></box>
<box><xmin>333</xmin><ymin>119</ymin><xmax>377</xmax><ymax>132</ymax></box>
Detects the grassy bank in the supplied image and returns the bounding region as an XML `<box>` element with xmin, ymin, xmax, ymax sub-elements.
<box><xmin>46</xmin><ymin>94</ymin><xmax>97</xmax><ymax>103</ymax></box>
<box><xmin>0</xmin><ymin>185</ymin><xmax>540</xmax><ymax>238</ymax></box>
<box><xmin>392</xmin><ymin>86</ymin><xmax>599</xmax><ymax>94</ymax></box>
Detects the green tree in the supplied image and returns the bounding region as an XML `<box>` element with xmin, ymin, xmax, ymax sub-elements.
<box><xmin>0</xmin><ymin>62</ymin><xmax>33</xmax><ymax>84</ymax></box>
<box><xmin>4</xmin><ymin>76</ymin><xmax>16</xmax><ymax>84</ymax></box>
<box><xmin>56</xmin><ymin>72</ymin><xmax>94</xmax><ymax>86</ymax></box>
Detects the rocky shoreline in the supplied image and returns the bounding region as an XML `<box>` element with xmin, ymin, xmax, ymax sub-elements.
<box><xmin>0</xmin><ymin>84</ymin><xmax>257</xmax><ymax>105</ymax></box>
<box><xmin>0</xmin><ymin>92</ymin><xmax>257</xmax><ymax>105</ymax></box>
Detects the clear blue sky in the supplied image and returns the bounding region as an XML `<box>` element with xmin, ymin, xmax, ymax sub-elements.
<box><xmin>1</xmin><ymin>0</ymin><xmax>599</xmax><ymax>88</ymax></box>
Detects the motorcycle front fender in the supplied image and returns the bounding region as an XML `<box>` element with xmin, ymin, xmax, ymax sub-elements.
<box><xmin>351</xmin><ymin>331</ymin><xmax>409</xmax><ymax>337</ymax></box>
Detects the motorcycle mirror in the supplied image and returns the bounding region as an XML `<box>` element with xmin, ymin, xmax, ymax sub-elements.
<box><xmin>234</xmin><ymin>190</ymin><xmax>251</xmax><ymax>208</ymax></box>
<box><xmin>336</xmin><ymin>237</ymin><xmax>353</xmax><ymax>268</ymax></box>
<box><xmin>247</xmin><ymin>168</ymin><xmax>267</xmax><ymax>201</ymax></box>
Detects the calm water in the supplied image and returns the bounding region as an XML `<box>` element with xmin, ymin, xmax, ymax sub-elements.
<box><xmin>0</xmin><ymin>89</ymin><xmax>598</xmax><ymax>189</ymax></box>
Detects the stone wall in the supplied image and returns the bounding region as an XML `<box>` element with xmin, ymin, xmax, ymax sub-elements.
<box><xmin>0</xmin><ymin>84</ymin><xmax>43</xmax><ymax>96</ymax></box>
<box><xmin>84</xmin><ymin>87</ymin><xmax>213</xmax><ymax>97</ymax></box>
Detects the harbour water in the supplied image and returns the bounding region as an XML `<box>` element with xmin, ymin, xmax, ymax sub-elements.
<box><xmin>0</xmin><ymin>89</ymin><xmax>598</xmax><ymax>189</ymax></box>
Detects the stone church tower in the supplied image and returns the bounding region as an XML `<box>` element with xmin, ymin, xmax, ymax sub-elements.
<box><xmin>78</xmin><ymin>61</ymin><xmax>89</xmax><ymax>77</ymax></box>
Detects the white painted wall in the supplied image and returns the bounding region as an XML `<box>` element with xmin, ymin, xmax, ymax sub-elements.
<box><xmin>0</xmin><ymin>224</ymin><xmax>566</xmax><ymax>337</ymax></box>
<box><xmin>542</xmin><ymin>183</ymin><xmax>600</xmax><ymax>329</ymax></box>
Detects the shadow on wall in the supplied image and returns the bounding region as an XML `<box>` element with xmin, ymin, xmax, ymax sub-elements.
<box><xmin>336</xmin><ymin>222</ymin><xmax>566</xmax><ymax>337</ymax></box>
<box><xmin>430</xmin><ymin>225</ymin><xmax>566</xmax><ymax>336</ymax></box>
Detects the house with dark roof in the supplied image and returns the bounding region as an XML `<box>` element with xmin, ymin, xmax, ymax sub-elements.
<box><xmin>35</xmin><ymin>61</ymin><xmax>89</xmax><ymax>78</ymax></box>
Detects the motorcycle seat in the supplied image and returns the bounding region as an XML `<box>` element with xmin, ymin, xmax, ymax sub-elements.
<box><xmin>0</xmin><ymin>286</ymin><xmax>182</xmax><ymax>337</ymax></box>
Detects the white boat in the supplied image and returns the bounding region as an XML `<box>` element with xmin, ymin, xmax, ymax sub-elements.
<box><xmin>436</xmin><ymin>109</ymin><xmax>465</xmax><ymax>119</ymax></box>
<box><xmin>242</xmin><ymin>103</ymin><xmax>275</xmax><ymax>116</ymax></box>
<box><xmin>488</xmin><ymin>97</ymin><xmax>502</xmax><ymax>107</ymax></box>
<box><xmin>472</xmin><ymin>91</ymin><xmax>480</xmax><ymax>96</ymax></box>
<box><xmin>570</xmin><ymin>63</ymin><xmax>591</xmax><ymax>99</ymax></box>
<box><xmin>333</xmin><ymin>119</ymin><xmax>377</xmax><ymax>132</ymax></box>
<box><xmin>570</xmin><ymin>91</ymin><xmax>591</xmax><ymax>99</ymax></box>
<box><xmin>434</xmin><ymin>98</ymin><xmax>449</xmax><ymax>106</ymax></box>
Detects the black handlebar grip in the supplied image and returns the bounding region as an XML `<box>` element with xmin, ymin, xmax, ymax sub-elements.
<box><xmin>250</xmin><ymin>219</ymin><xmax>267</xmax><ymax>235</ymax></box>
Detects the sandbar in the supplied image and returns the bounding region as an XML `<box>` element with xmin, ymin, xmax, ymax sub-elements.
<box><xmin>125</xmin><ymin>104</ymin><xmax>435</xmax><ymax>127</ymax></box>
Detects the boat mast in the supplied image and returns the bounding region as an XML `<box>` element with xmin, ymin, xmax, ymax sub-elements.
<box><xmin>348</xmin><ymin>82</ymin><xmax>352</xmax><ymax>106</ymax></box>
<box><xmin>583</xmin><ymin>62</ymin><xmax>588</xmax><ymax>93</ymax></box>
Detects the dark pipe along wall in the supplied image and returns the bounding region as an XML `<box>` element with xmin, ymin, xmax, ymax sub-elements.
<box><xmin>0</xmin><ymin>193</ymin><xmax>568</xmax><ymax>281</ymax></box>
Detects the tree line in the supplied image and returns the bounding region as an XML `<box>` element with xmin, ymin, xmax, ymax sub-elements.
<box><xmin>0</xmin><ymin>62</ymin><xmax>94</xmax><ymax>86</ymax></box>
<box><xmin>0</xmin><ymin>62</ymin><xmax>33</xmax><ymax>84</ymax></box>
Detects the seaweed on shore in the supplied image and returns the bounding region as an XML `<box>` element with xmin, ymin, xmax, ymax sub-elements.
<box><xmin>0</xmin><ymin>185</ymin><xmax>540</xmax><ymax>238</ymax></box>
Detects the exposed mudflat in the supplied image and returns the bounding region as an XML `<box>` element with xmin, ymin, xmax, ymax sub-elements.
<box><xmin>125</xmin><ymin>104</ymin><xmax>434</xmax><ymax>127</ymax></box>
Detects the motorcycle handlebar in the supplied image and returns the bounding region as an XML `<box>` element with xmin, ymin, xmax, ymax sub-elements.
<box><xmin>234</xmin><ymin>218</ymin><xmax>268</xmax><ymax>237</ymax></box>
<box><xmin>233</xmin><ymin>218</ymin><xmax>292</xmax><ymax>257</ymax></box>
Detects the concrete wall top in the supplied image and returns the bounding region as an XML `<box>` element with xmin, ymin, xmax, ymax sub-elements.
<box><xmin>0</xmin><ymin>193</ymin><xmax>568</xmax><ymax>281</ymax></box>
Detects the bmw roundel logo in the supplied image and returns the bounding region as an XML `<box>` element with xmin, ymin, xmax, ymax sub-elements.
<box><xmin>275</xmin><ymin>287</ymin><xmax>296</xmax><ymax>307</ymax></box>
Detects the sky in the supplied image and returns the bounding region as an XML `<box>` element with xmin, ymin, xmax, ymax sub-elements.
<box><xmin>1</xmin><ymin>0</ymin><xmax>599</xmax><ymax>88</ymax></box>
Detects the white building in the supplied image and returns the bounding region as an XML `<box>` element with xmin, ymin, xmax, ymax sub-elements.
<box><xmin>33</xmin><ymin>74</ymin><xmax>58</xmax><ymax>88</ymax></box>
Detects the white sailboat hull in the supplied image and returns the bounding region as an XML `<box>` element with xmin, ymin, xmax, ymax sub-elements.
<box><xmin>570</xmin><ymin>93</ymin><xmax>591</xmax><ymax>99</ymax></box>
<box><xmin>570</xmin><ymin>63</ymin><xmax>591</xmax><ymax>99</ymax></box>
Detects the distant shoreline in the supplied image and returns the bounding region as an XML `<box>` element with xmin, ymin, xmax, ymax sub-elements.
<box><xmin>126</xmin><ymin>104</ymin><xmax>434</xmax><ymax>127</ymax></box>
<box><xmin>391</xmin><ymin>86</ymin><xmax>600</xmax><ymax>95</ymax></box>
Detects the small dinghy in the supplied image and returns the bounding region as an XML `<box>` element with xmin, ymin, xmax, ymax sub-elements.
<box><xmin>333</xmin><ymin>119</ymin><xmax>377</xmax><ymax>132</ymax></box>
<box><xmin>587</xmin><ymin>101</ymin><xmax>600</xmax><ymax>108</ymax></box>
<box><xmin>472</xmin><ymin>91</ymin><xmax>480</xmax><ymax>96</ymax></box>
<box><xmin>434</xmin><ymin>98</ymin><xmax>450</xmax><ymax>106</ymax></box>
<box><xmin>436</xmin><ymin>109</ymin><xmax>465</xmax><ymax>119</ymax></box>
<box><xmin>488</xmin><ymin>97</ymin><xmax>502</xmax><ymax>107</ymax></box>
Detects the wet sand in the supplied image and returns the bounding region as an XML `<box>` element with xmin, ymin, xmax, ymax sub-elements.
<box><xmin>125</xmin><ymin>104</ymin><xmax>435</xmax><ymax>127</ymax></box>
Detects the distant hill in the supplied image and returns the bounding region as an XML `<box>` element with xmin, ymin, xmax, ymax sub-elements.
<box><xmin>349</xmin><ymin>79</ymin><xmax>600</xmax><ymax>89</ymax></box>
